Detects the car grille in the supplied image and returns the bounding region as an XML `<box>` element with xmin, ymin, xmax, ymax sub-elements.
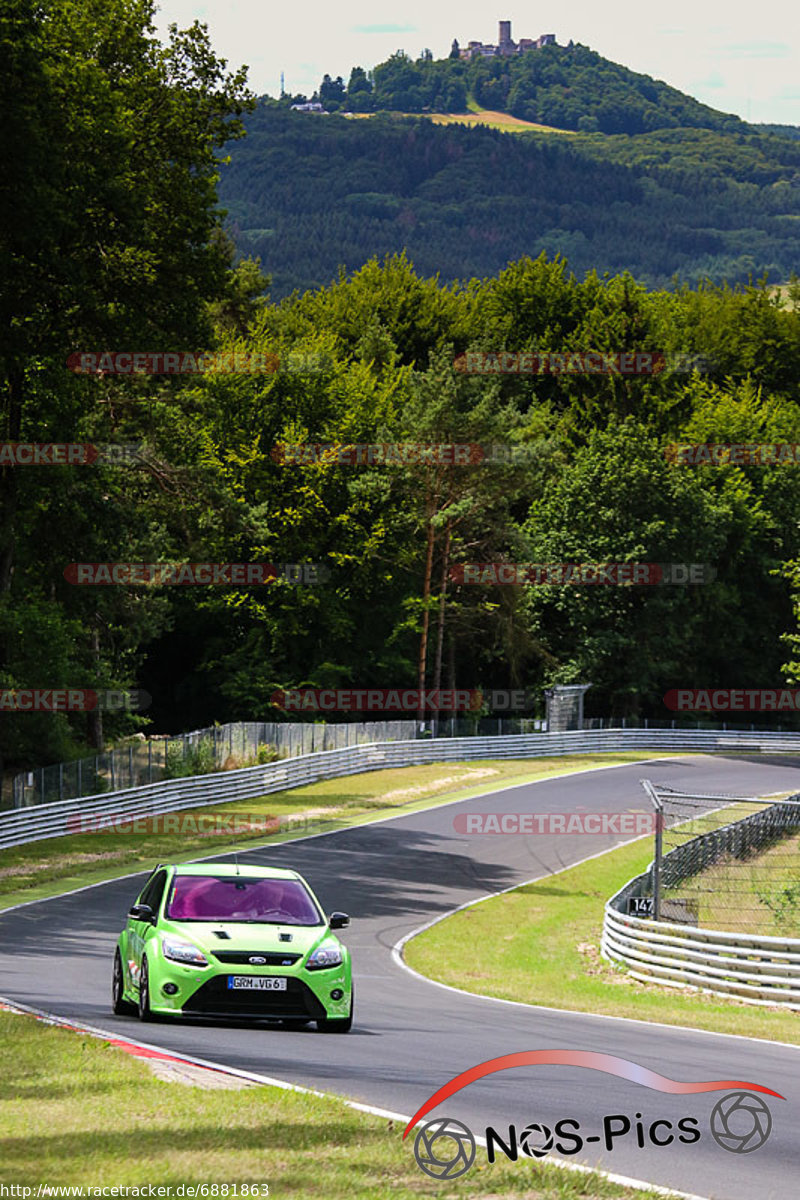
<box><xmin>211</xmin><ymin>950</ymin><xmax>302</xmax><ymax>966</ymax></box>
<box><xmin>182</xmin><ymin>976</ymin><xmax>326</xmax><ymax>1019</ymax></box>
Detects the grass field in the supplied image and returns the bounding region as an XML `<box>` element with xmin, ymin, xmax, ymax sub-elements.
<box><xmin>666</xmin><ymin>831</ymin><xmax>800</xmax><ymax>935</ymax></box>
<box><xmin>0</xmin><ymin>754</ymin><xmax>660</xmax><ymax>911</ymax></box>
<box><xmin>405</xmin><ymin>832</ymin><xmax>800</xmax><ymax>1044</ymax></box>
<box><xmin>341</xmin><ymin>98</ymin><xmax>575</xmax><ymax>135</ymax></box>
<box><xmin>427</xmin><ymin>108</ymin><xmax>575</xmax><ymax>134</ymax></box>
<box><xmin>0</xmin><ymin>1009</ymin><xmax>665</xmax><ymax>1198</ymax></box>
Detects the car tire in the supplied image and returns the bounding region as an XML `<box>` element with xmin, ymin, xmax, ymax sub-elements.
<box><xmin>137</xmin><ymin>956</ymin><xmax>157</xmax><ymax>1022</ymax></box>
<box><xmin>112</xmin><ymin>949</ymin><xmax>136</xmax><ymax>1016</ymax></box>
<box><xmin>316</xmin><ymin>985</ymin><xmax>353</xmax><ymax>1033</ymax></box>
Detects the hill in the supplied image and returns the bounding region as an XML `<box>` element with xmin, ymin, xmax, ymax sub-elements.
<box><xmin>219</xmin><ymin>103</ymin><xmax>800</xmax><ymax>298</ymax></box>
<box><xmin>306</xmin><ymin>42</ymin><xmax>747</xmax><ymax>136</ymax></box>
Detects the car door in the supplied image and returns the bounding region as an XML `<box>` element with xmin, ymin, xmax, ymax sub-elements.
<box><xmin>128</xmin><ymin>869</ymin><xmax>168</xmax><ymax>988</ymax></box>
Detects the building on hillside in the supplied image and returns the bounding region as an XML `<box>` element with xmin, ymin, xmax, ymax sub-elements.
<box><xmin>459</xmin><ymin>20</ymin><xmax>555</xmax><ymax>60</ymax></box>
<box><xmin>290</xmin><ymin>101</ymin><xmax>326</xmax><ymax>113</ymax></box>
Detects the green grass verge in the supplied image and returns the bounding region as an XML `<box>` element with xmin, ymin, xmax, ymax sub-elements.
<box><xmin>666</xmin><ymin>826</ymin><xmax>800</xmax><ymax>936</ymax></box>
<box><xmin>0</xmin><ymin>1009</ymin><xmax>666</xmax><ymax>1197</ymax></box>
<box><xmin>0</xmin><ymin>754</ymin><xmax>664</xmax><ymax>912</ymax></box>
<box><xmin>404</xmin><ymin>834</ymin><xmax>800</xmax><ymax>1044</ymax></box>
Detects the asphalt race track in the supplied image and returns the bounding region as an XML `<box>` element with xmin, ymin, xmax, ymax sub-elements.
<box><xmin>2</xmin><ymin>754</ymin><xmax>799</xmax><ymax>1199</ymax></box>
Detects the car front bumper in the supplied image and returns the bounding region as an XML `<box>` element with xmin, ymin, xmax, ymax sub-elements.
<box><xmin>143</xmin><ymin>957</ymin><xmax>352</xmax><ymax>1020</ymax></box>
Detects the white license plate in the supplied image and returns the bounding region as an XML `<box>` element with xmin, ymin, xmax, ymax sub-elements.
<box><xmin>227</xmin><ymin>975</ymin><xmax>288</xmax><ymax>991</ymax></box>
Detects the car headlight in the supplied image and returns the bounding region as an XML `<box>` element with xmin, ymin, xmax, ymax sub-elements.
<box><xmin>305</xmin><ymin>944</ymin><xmax>343</xmax><ymax>971</ymax></box>
<box><xmin>161</xmin><ymin>936</ymin><xmax>208</xmax><ymax>967</ymax></box>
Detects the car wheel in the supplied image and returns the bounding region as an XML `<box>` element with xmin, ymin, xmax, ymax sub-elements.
<box><xmin>137</xmin><ymin>956</ymin><xmax>156</xmax><ymax>1022</ymax></box>
<box><xmin>316</xmin><ymin>985</ymin><xmax>353</xmax><ymax>1033</ymax></box>
<box><xmin>112</xmin><ymin>949</ymin><xmax>136</xmax><ymax>1016</ymax></box>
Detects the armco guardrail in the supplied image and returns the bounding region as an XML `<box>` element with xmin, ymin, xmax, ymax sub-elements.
<box><xmin>602</xmin><ymin>792</ymin><xmax>800</xmax><ymax>1009</ymax></box>
<box><xmin>2</xmin><ymin>726</ymin><xmax>800</xmax><ymax>852</ymax></box>
<box><xmin>602</xmin><ymin>905</ymin><xmax>800</xmax><ymax>1008</ymax></box>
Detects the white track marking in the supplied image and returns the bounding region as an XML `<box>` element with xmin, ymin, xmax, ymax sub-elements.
<box><xmin>0</xmin><ymin>994</ymin><xmax>707</xmax><ymax>1200</ymax></box>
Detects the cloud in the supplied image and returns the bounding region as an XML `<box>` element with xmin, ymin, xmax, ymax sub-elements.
<box><xmin>351</xmin><ymin>23</ymin><xmax>418</xmax><ymax>34</ymax></box>
<box><xmin>719</xmin><ymin>41</ymin><xmax>791</xmax><ymax>59</ymax></box>
<box><xmin>693</xmin><ymin>71</ymin><xmax>726</xmax><ymax>90</ymax></box>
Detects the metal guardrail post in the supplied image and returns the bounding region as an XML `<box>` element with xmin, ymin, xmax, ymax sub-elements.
<box><xmin>641</xmin><ymin>779</ymin><xmax>664</xmax><ymax>920</ymax></box>
<box><xmin>653</xmin><ymin>806</ymin><xmax>663</xmax><ymax>921</ymax></box>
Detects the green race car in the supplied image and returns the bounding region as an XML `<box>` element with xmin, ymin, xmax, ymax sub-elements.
<box><xmin>112</xmin><ymin>861</ymin><xmax>353</xmax><ymax>1032</ymax></box>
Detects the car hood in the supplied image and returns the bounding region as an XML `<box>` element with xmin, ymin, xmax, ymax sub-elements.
<box><xmin>160</xmin><ymin>921</ymin><xmax>329</xmax><ymax>957</ymax></box>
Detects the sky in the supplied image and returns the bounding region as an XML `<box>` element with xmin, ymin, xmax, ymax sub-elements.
<box><xmin>154</xmin><ymin>0</ymin><xmax>800</xmax><ymax>126</ymax></box>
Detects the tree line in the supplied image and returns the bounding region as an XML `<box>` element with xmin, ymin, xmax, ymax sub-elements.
<box><xmin>4</xmin><ymin>0</ymin><xmax>800</xmax><ymax>777</ymax></box>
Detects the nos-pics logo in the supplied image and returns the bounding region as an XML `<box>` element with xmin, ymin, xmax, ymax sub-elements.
<box><xmin>404</xmin><ymin>1050</ymin><xmax>783</xmax><ymax>1180</ymax></box>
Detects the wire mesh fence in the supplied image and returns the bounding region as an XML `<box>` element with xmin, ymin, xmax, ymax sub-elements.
<box><xmin>9</xmin><ymin>717</ymin><xmax>555</xmax><ymax>809</ymax></box>
<box><xmin>651</xmin><ymin>786</ymin><xmax>800</xmax><ymax>935</ymax></box>
<box><xmin>9</xmin><ymin>720</ymin><xmax>406</xmax><ymax>808</ymax></box>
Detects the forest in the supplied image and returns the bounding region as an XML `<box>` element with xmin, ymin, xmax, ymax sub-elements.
<box><xmin>221</xmin><ymin>104</ymin><xmax>800</xmax><ymax>298</ymax></box>
<box><xmin>4</xmin><ymin>0</ymin><xmax>800</xmax><ymax>776</ymax></box>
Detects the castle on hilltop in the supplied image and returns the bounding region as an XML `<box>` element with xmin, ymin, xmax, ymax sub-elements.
<box><xmin>452</xmin><ymin>20</ymin><xmax>555</xmax><ymax>60</ymax></box>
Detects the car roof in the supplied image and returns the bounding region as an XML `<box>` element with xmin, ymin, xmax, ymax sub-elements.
<box><xmin>167</xmin><ymin>863</ymin><xmax>301</xmax><ymax>880</ymax></box>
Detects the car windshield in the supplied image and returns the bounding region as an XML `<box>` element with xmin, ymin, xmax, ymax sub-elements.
<box><xmin>165</xmin><ymin>875</ymin><xmax>323</xmax><ymax>925</ymax></box>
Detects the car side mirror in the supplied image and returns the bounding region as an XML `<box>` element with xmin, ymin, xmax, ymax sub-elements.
<box><xmin>128</xmin><ymin>903</ymin><xmax>155</xmax><ymax>923</ymax></box>
<box><xmin>329</xmin><ymin>911</ymin><xmax>350</xmax><ymax>930</ymax></box>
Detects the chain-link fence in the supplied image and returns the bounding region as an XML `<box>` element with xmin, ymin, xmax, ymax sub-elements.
<box><xmin>646</xmin><ymin>785</ymin><xmax>800</xmax><ymax>935</ymax></box>
<box><xmin>9</xmin><ymin>716</ymin><xmax>554</xmax><ymax>808</ymax></box>
<box><xmin>582</xmin><ymin>717</ymin><xmax>792</xmax><ymax>730</ymax></box>
<box><xmin>9</xmin><ymin>720</ymin><xmax>410</xmax><ymax>808</ymax></box>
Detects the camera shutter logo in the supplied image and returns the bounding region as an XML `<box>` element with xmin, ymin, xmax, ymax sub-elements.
<box><xmin>413</xmin><ymin>1117</ymin><xmax>476</xmax><ymax>1179</ymax></box>
<box><xmin>519</xmin><ymin>1122</ymin><xmax>555</xmax><ymax>1158</ymax></box>
<box><xmin>710</xmin><ymin>1092</ymin><xmax>773</xmax><ymax>1154</ymax></box>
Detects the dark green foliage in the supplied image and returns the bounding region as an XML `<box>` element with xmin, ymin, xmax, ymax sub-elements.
<box><xmin>220</xmin><ymin>103</ymin><xmax>800</xmax><ymax>299</ymax></box>
<box><xmin>5</xmin><ymin>13</ymin><xmax>800</xmax><ymax>775</ymax></box>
